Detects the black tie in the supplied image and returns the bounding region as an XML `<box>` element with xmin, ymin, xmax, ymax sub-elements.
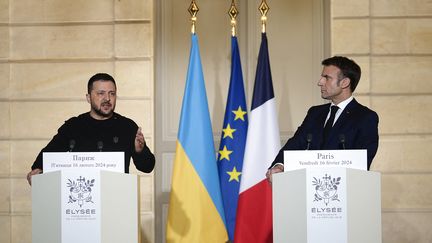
<box><xmin>322</xmin><ymin>105</ymin><xmax>339</xmax><ymax>145</ymax></box>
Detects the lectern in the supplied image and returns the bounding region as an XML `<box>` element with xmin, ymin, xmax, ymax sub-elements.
<box><xmin>272</xmin><ymin>150</ymin><xmax>381</xmax><ymax>243</ymax></box>
<box><xmin>32</xmin><ymin>152</ymin><xmax>139</xmax><ymax>243</ymax></box>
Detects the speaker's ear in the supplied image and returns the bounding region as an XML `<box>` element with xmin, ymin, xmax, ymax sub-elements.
<box><xmin>340</xmin><ymin>77</ymin><xmax>351</xmax><ymax>89</ymax></box>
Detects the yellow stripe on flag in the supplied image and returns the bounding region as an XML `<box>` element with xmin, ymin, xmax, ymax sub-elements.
<box><xmin>167</xmin><ymin>142</ymin><xmax>228</xmax><ymax>243</ymax></box>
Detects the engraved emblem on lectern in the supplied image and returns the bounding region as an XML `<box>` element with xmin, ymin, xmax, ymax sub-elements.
<box><xmin>66</xmin><ymin>176</ymin><xmax>95</xmax><ymax>207</ymax></box>
<box><xmin>312</xmin><ymin>174</ymin><xmax>341</xmax><ymax>206</ymax></box>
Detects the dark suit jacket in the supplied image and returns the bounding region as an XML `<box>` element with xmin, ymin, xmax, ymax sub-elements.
<box><xmin>270</xmin><ymin>99</ymin><xmax>379</xmax><ymax>170</ymax></box>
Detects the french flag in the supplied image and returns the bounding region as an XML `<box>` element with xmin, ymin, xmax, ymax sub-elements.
<box><xmin>234</xmin><ymin>33</ymin><xmax>281</xmax><ymax>242</ymax></box>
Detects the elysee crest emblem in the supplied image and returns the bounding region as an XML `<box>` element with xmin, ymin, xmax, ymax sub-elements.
<box><xmin>67</xmin><ymin>176</ymin><xmax>95</xmax><ymax>207</ymax></box>
<box><xmin>312</xmin><ymin>174</ymin><xmax>341</xmax><ymax>206</ymax></box>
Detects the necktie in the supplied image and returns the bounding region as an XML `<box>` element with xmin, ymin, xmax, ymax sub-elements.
<box><xmin>322</xmin><ymin>105</ymin><xmax>339</xmax><ymax>145</ymax></box>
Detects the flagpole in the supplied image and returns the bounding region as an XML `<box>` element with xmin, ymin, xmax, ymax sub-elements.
<box><xmin>228</xmin><ymin>0</ymin><xmax>239</xmax><ymax>37</ymax></box>
<box><xmin>234</xmin><ymin>1</ymin><xmax>280</xmax><ymax>242</ymax></box>
<box><xmin>188</xmin><ymin>0</ymin><xmax>199</xmax><ymax>34</ymax></box>
<box><xmin>166</xmin><ymin>0</ymin><xmax>228</xmax><ymax>241</ymax></box>
<box><xmin>219</xmin><ymin>1</ymin><xmax>248</xmax><ymax>241</ymax></box>
<box><xmin>259</xmin><ymin>0</ymin><xmax>270</xmax><ymax>33</ymax></box>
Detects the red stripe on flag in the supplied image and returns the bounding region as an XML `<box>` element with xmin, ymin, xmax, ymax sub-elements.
<box><xmin>234</xmin><ymin>179</ymin><xmax>273</xmax><ymax>243</ymax></box>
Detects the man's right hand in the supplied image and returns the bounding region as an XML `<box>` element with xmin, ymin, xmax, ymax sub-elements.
<box><xmin>265</xmin><ymin>164</ymin><xmax>284</xmax><ymax>184</ymax></box>
<box><xmin>27</xmin><ymin>168</ymin><xmax>42</xmax><ymax>186</ymax></box>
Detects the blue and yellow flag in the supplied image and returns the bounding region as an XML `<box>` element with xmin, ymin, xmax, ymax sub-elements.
<box><xmin>166</xmin><ymin>34</ymin><xmax>228</xmax><ymax>243</ymax></box>
<box><xmin>217</xmin><ymin>36</ymin><xmax>248</xmax><ymax>241</ymax></box>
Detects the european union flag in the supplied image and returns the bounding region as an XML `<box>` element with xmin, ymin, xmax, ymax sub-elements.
<box><xmin>217</xmin><ymin>36</ymin><xmax>248</xmax><ymax>241</ymax></box>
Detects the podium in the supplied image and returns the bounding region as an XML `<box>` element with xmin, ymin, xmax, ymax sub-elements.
<box><xmin>32</xmin><ymin>152</ymin><xmax>139</xmax><ymax>243</ymax></box>
<box><xmin>272</xmin><ymin>150</ymin><xmax>381</xmax><ymax>243</ymax></box>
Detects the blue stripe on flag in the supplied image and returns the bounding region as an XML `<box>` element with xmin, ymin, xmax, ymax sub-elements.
<box><xmin>251</xmin><ymin>33</ymin><xmax>275</xmax><ymax>110</ymax></box>
<box><xmin>177</xmin><ymin>34</ymin><xmax>226</xmax><ymax>225</ymax></box>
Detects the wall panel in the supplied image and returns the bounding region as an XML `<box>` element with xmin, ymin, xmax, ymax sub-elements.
<box><xmin>10</xmin><ymin>0</ymin><xmax>113</xmax><ymax>22</ymax></box>
<box><xmin>332</xmin><ymin>0</ymin><xmax>432</xmax><ymax>242</ymax></box>
<box><xmin>2</xmin><ymin>1</ymin><xmax>155</xmax><ymax>242</ymax></box>
<box><xmin>10</xmin><ymin>25</ymin><xmax>114</xmax><ymax>59</ymax></box>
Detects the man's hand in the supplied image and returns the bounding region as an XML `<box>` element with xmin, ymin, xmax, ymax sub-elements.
<box><xmin>27</xmin><ymin>168</ymin><xmax>42</xmax><ymax>186</ymax></box>
<box><xmin>134</xmin><ymin>127</ymin><xmax>146</xmax><ymax>153</ymax></box>
<box><xmin>265</xmin><ymin>164</ymin><xmax>284</xmax><ymax>184</ymax></box>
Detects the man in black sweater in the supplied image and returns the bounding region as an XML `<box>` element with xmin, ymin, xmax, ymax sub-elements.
<box><xmin>27</xmin><ymin>73</ymin><xmax>155</xmax><ymax>185</ymax></box>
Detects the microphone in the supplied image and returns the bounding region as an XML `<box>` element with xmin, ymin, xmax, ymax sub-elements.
<box><xmin>97</xmin><ymin>141</ymin><xmax>104</xmax><ymax>152</ymax></box>
<box><xmin>339</xmin><ymin>134</ymin><xmax>346</xmax><ymax>149</ymax></box>
<box><xmin>69</xmin><ymin>139</ymin><xmax>75</xmax><ymax>152</ymax></box>
<box><xmin>306</xmin><ymin>133</ymin><xmax>313</xmax><ymax>150</ymax></box>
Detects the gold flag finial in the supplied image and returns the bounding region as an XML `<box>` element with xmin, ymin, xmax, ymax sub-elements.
<box><xmin>259</xmin><ymin>0</ymin><xmax>269</xmax><ymax>33</ymax></box>
<box><xmin>188</xmin><ymin>0</ymin><xmax>199</xmax><ymax>34</ymax></box>
<box><xmin>228</xmin><ymin>0</ymin><xmax>239</xmax><ymax>37</ymax></box>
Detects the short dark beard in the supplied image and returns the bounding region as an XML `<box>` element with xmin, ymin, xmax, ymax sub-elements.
<box><xmin>91</xmin><ymin>102</ymin><xmax>114</xmax><ymax>118</ymax></box>
<box><xmin>94</xmin><ymin>108</ymin><xmax>113</xmax><ymax>118</ymax></box>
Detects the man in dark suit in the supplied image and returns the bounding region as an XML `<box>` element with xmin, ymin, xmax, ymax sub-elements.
<box><xmin>266</xmin><ymin>56</ymin><xmax>379</xmax><ymax>182</ymax></box>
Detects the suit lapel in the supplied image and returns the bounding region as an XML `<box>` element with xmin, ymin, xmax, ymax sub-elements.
<box><xmin>333</xmin><ymin>98</ymin><xmax>358</xmax><ymax>130</ymax></box>
<box><xmin>317</xmin><ymin>104</ymin><xmax>331</xmax><ymax>146</ymax></box>
<box><xmin>318</xmin><ymin>104</ymin><xmax>331</xmax><ymax>127</ymax></box>
<box><xmin>324</xmin><ymin>99</ymin><xmax>359</xmax><ymax>147</ymax></box>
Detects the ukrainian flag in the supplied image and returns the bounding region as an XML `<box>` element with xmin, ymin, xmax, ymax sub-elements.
<box><xmin>166</xmin><ymin>34</ymin><xmax>228</xmax><ymax>243</ymax></box>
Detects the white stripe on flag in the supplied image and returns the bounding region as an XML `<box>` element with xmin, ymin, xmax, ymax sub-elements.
<box><xmin>239</xmin><ymin>98</ymin><xmax>280</xmax><ymax>193</ymax></box>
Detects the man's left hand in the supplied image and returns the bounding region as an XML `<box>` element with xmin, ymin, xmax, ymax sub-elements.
<box><xmin>266</xmin><ymin>164</ymin><xmax>284</xmax><ymax>184</ymax></box>
<box><xmin>134</xmin><ymin>127</ymin><xmax>145</xmax><ymax>153</ymax></box>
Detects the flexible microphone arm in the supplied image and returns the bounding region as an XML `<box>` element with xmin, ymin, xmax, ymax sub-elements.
<box><xmin>306</xmin><ymin>133</ymin><xmax>313</xmax><ymax>150</ymax></box>
<box><xmin>339</xmin><ymin>134</ymin><xmax>346</xmax><ymax>149</ymax></box>
<box><xmin>69</xmin><ymin>139</ymin><xmax>75</xmax><ymax>152</ymax></box>
<box><xmin>97</xmin><ymin>141</ymin><xmax>104</xmax><ymax>152</ymax></box>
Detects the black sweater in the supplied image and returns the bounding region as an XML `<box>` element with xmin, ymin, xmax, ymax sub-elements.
<box><xmin>32</xmin><ymin>112</ymin><xmax>155</xmax><ymax>173</ymax></box>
